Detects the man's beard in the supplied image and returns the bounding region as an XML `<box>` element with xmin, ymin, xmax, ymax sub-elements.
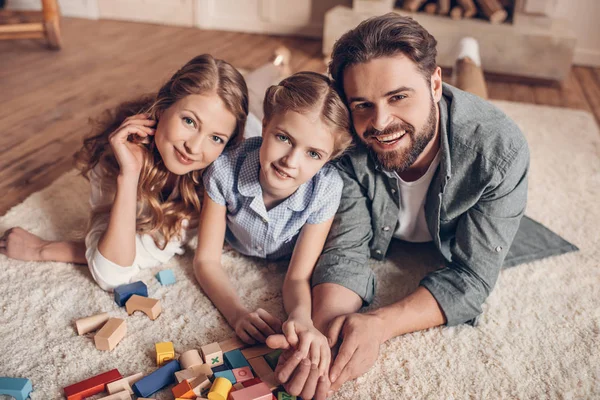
<box><xmin>365</xmin><ymin>99</ymin><xmax>437</xmax><ymax>173</ymax></box>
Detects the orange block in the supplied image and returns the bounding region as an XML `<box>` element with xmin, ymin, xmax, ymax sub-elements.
<box><xmin>172</xmin><ymin>380</ymin><xmax>196</xmax><ymax>399</ymax></box>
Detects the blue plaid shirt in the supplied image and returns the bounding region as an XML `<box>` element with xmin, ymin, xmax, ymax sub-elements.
<box><xmin>203</xmin><ymin>137</ymin><xmax>343</xmax><ymax>260</ymax></box>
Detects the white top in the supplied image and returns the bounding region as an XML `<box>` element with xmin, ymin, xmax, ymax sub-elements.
<box><xmin>392</xmin><ymin>151</ymin><xmax>441</xmax><ymax>243</ymax></box>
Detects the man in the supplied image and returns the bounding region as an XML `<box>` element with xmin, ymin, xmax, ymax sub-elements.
<box><xmin>268</xmin><ymin>13</ymin><xmax>575</xmax><ymax>399</ymax></box>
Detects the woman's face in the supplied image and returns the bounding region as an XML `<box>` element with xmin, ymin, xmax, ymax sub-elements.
<box><xmin>154</xmin><ymin>92</ymin><xmax>238</xmax><ymax>175</ymax></box>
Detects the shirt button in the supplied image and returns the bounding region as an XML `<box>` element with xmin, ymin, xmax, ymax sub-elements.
<box><xmin>262</xmin><ymin>218</ymin><xmax>267</xmax><ymax>223</ymax></box>
<box><xmin>391</xmin><ymin>188</ymin><xmax>397</xmax><ymax>194</ymax></box>
<box><xmin>375</xmin><ymin>249</ymin><xmax>382</xmax><ymax>255</ymax></box>
<box><xmin>495</xmin><ymin>246</ymin><xmax>502</xmax><ymax>252</ymax></box>
<box><xmin>382</xmin><ymin>226</ymin><xmax>390</xmax><ymax>232</ymax></box>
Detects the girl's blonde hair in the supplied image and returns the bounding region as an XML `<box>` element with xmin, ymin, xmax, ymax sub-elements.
<box><xmin>75</xmin><ymin>54</ymin><xmax>248</xmax><ymax>248</ymax></box>
<box><xmin>263</xmin><ymin>71</ymin><xmax>353</xmax><ymax>159</ymax></box>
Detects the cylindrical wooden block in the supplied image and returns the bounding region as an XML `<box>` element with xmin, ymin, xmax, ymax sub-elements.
<box><xmin>424</xmin><ymin>3</ymin><xmax>437</xmax><ymax>14</ymax></box>
<box><xmin>476</xmin><ymin>0</ymin><xmax>508</xmax><ymax>24</ymax></box>
<box><xmin>457</xmin><ymin>0</ymin><xmax>477</xmax><ymax>18</ymax></box>
<box><xmin>180</xmin><ymin>349</ymin><xmax>204</xmax><ymax>369</ymax></box>
<box><xmin>208</xmin><ymin>377</ymin><xmax>232</xmax><ymax>400</ymax></box>
<box><xmin>402</xmin><ymin>0</ymin><xmax>427</xmax><ymax>12</ymax></box>
<box><xmin>455</xmin><ymin>58</ymin><xmax>489</xmax><ymax>100</ymax></box>
<box><xmin>437</xmin><ymin>0</ymin><xmax>451</xmax><ymax>14</ymax></box>
<box><xmin>450</xmin><ymin>5</ymin><xmax>464</xmax><ymax>20</ymax></box>
<box><xmin>75</xmin><ymin>312</ymin><xmax>109</xmax><ymax>335</ymax></box>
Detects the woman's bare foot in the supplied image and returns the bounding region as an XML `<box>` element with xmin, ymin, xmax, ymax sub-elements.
<box><xmin>0</xmin><ymin>227</ymin><xmax>86</xmax><ymax>263</ymax></box>
<box><xmin>0</xmin><ymin>227</ymin><xmax>49</xmax><ymax>261</ymax></box>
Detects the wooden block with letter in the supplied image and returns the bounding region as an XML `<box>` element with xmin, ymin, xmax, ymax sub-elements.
<box><xmin>201</xmin><ymin>342</ymin><xmax>224</xmax><ymax>367</ymax></box>
<box><xmin>155</xmin><ymin>342</ymin><xmax>175</xmax><ymax>365</ymax></box>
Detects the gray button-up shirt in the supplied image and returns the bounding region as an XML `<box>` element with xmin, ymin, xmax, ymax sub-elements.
<box><xmin>312</xmin><ymin>84</ymin><xmax>530</xmax><ymax>326</ymax></box>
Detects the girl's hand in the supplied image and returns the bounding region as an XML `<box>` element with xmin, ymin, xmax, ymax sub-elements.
<box><xmin>0</xmin><ymin>227</ymin><xmax>48</xmax><ymax>261</ymax></box>
<box><xmin>282</xmin><ymin>316</ymin><xmax>331</xmax><ymax>377</ymax></box>
<box><xmin>233</xmin><ymin>308</ymin><xmax>283</xmax><ymax>345</ymax></box>
<box><xmin>108</xmin><ymin>113</ymin><xmax>156</xmax><ymax>177</ymax></box>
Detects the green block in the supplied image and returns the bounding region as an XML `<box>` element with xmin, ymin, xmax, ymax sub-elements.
<box><xmin>278</xmin><ymin>391</ymin><xmax>296</xmax><ymax>400</ymax></box>
<box><xmin>264</xmin><ymin>349</ymin><xmax>283</xmax><ymax>370</ymax></box>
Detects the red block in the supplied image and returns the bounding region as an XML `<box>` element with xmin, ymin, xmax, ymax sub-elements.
<box><xmin>241</xmin><ymin>377</ymin><xmax>262</xmax><ymax>388</ymax></box>
<box><xmin>63</xmin><ymin>369</ymin><xmax>122</xmax><ymax>400</ymax></box>
<box><xmin>229</xmin><ymin>382</ymin><xmax>272</xmax><ymax>400</ymax></box>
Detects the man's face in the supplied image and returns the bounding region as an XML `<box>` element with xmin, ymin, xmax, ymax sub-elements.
<box><xmin>343</xmin><ymin>54</ymin><xmax>442</xmax><ymax>172</ymax></box>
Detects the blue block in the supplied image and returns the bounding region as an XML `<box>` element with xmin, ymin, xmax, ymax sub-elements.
<box><xmin>212</xmin><ymin>363</ymin><xmax>229</xmax><ymax>373</ymax></box>
<box><xmin>214</xmin><ymin>370</ymin><xmax>236</xmax><ymax>384</ymax></box>
<box><xmin>155</xmin><ymin>269</ymin><xmax>176</xmax><ymax>285</ymax></box>
<box><xmin>224</xmin><ymin>349</ymin><xmax>250</xmax><ymax>369</ymax></box>
<box><xmin>132</xmin><ymin>359</ymin><xmax>180</xmax><ymax>397</ymax></box>
<box><xmin>114</xmin><ymin>281</ymin><xmax>148</xmax><ymax>306</ymax></box>
<box><xmin>0</xmin><ymin>377</ymin><xmax>33</xmax><ymax>400</ymax></box>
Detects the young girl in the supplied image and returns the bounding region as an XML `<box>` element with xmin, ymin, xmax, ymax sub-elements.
<box><xmin>0</xmin><ymin>54</ymin><xmax>249</xmax><ymax>291</ymax></box>
<box><xmin>194</xmin><ymin>72</ymin><xmax>353</xmax><ymax>378</ymax></box>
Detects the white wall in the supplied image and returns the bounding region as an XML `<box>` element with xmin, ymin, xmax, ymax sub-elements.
<box><xmin>554</xmin><ymin>0</ymin><xmax>600</xmax><ymax>67</ymax></box>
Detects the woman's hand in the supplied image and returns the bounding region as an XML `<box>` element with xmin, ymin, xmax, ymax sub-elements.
<box><xmin>232</xmin><ymin>308</ymin><xmax>283</xmax><ymax>344</ymax></box>
<box><xmin>108</xmin><ymin>113</ymin><xmax>156</xmax><ymax>177</ymax></box>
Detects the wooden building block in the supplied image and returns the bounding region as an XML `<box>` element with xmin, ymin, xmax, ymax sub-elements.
<box><xmin>260</xmin><ymin>373</ymin><xmax>279</xmax><ymax>391</ymax></box>
<box><xmin>190</xmin><ymin>374</ymin><xmax>211</xmax><ymax>396</ymax></box>
<box><xmin>132</xmin><ymin>360</ymin><xmax>181</xmax><ymax>397</ymax></box>
<box><xmin>175</xmin><ymin>368</ymin><xmax>198</xmax><ymax>383</ymax></box>
<box><xmin>125</xmin><ymin>295</ymin><xmax>161</xmax><ymax>320</ymax></box>
<box><xmin>232</xmin><ymin>367</ymin><xmax>254</xmax><ymax>383</ymax></box>
<box><xmin>63</xmin><ymin>369</ymin><xmax>122</xmax><ymax>400</ymax></box>
<box><xmin>155</xmin><ymin>342</ymin><xmax>175</xmax><ymax>365</ymax></box>
<box><xmin>229</xmin><ymin>382</ymin><xmax>272</xmax><ymax>400</ymax></box>
<box><xmin>114</xmin><ymin>281</ymin><xmax>147</xmax><ymax>306</ymax></box>
<box><xmin>201</xmin><ymin>342</ymin><xmax>224</xmax><ymax>367</ymax></box>
<box><xmin>0</xmin><ymin>377</ymin><xmax>33</xmax><ymax>400</ymax></box>
<box><xmin>241</xmin><ymin>345</ymin><xmax>272</xmax><ymax>360</ymax></box>
<box><xmin>195</xmin><ymin>363</ymin><xmax>214</xmax><ymax>378</ymax></box>
<box><xmin>225</xmin><ymin>349</ymin><xmax>250</xmax><ymax>369</ymax></box>
<box><xmin>94</xmin><ymin>318</ymin><xmax>126</xmax><ymax>351</ymax></box>
<box><xmin>106</xmin><ymin>372</ymin><xmax>143</xmax><ymax>394</ymax></box>
<box><xmin>207</xmin><ymin>376</ymin><xmax>232</xmax><ymax>400</ymax></box>
<box><xmin>278</xmin><ymin>391</ymin><xmax>296</xmax><ymax>400</ymax></box>
<box><xmin>214</xmin><ymin>369</ymin><xmax>236</xmax><ymax>384</ymax></box>
<box><xmin>247</xmin><ymin>357</ymin><xmax>273</xmax><ymax>380</ymax></box>
<box><xmin>180</xmin><ymin>349</ymin><xmax>203</xmax><ymax>369</ymax></box>
<box><xmin>172</xmin><ymin>379</ymin><xmax>196</xmax><ymax>399</ymax></box>
<box><xmin>233</xmin><ymin>382</ymin><xmax>245</xmax><ymax>390</ymax></box>
<box><xmin>156</xmin><ymin>269</ymin><xmax>176</xmax><ymax>285</ymax></box>
<box><xmin>98</xmin><ymin>390</ymin><xmax>131</xmax><ymax>399</ymax></box>
<box><xmin>75</xmin><ymin>312</ymin><xmax>109</xmax><ymax>335</ymax></box>
<box><xmin>264</xmin><ymin>350</ymin><xmax>282</xmax><ymax>370</ymax></box>
<box><xmin>218</xmin><ymin>336</ymin><xmax>246</xmax><ymax>353</ymax></box>
<box><xmin>241</xmin><ymin>377</ymin><xmax>262</xmax><ymax>388</ymax></box>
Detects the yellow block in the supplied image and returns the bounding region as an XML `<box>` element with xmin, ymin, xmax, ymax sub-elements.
<box><xmin>207</xmin><ymin>377</ymin><xmax>232</xmax><ymax>400</ymax></box>
<box><xmin>156</xmin><ymin>341</ymin><xmax>175</xmax><ymax>366</ymax></box>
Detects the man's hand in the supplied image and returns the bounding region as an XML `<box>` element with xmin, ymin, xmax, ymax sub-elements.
<box><xmin>327</xmin><ymin>312</ymin><xmax>386</xmax><ymax>392</ymax></box>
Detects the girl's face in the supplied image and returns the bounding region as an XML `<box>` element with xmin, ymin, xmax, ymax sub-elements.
<box><xmin>259</xmin><ymin>109</ymin><xmax>336</xmax><ymax>201</ymax></box>
<box><xmin>154</xmin><ymin>92</ymin><xmax>237</xmax><ymax>175</ymax></box>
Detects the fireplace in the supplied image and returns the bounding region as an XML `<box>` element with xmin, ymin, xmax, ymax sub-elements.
<box><xmin>323</xmin><ymin>0</ymin><xmax>575</xmax><ymax>81</ymax></box>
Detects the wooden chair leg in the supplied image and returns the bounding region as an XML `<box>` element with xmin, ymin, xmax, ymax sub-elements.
<box><xmin>42</xmin><ymin>0</ymin><xmax>61</xmax><ymax>49</ymax></box>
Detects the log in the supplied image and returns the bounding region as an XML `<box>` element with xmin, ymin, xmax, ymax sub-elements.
<box><xmin>456</xmin><ymin>0</ymin><xmax>477</xmax><ymax>18</ymax></box>
<box><xmin>475</xmin><ymin>0</ymin><xmax>508</xmax><ymax>24</ymax></box>
<box><xmin>437</xmin><ymin>0</ymin><xmax>451</xmax><ymax>15</ymax></box>
<box><xmin>402</xmin><ymin>0</ymin><xmax>427</xmax><ymax>12</ymax></box>
<box><xmin>450</xmin><ymin>5</ymin><xmax>464</xmax><ymax>20</ymax></box>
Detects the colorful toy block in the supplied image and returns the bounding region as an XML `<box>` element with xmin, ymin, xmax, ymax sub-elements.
<box><xmin>94</xmin><ymin>318</ymin><xmax>127</xmax><ymax>351</ymax></box>
<box><xmin>241</xmin><ymin>377</ymin><xmax>262</xmax><ymax>388</ymax></box>
<box><xmin>278</xmin><ymin>392</ymin><xmax>297</xmax><ymax>400</ymax></box>
<box><xmin>125</xmin><ymin>295</ymin><xmax>161</xmax><ymax>320</ymax></box>
<box><xmin>190</xmin><ymin>374</ymin><xmax>211</xmax><ymax>396</ymax></box>
<box><xmin>179</xmin><ymin>349</ymin><xmax>203</xmax><ymax>369</ymax></box>
<box><xmin>0</xmin><ymin>377</ymin><xmax>32</xmax><ymax>400</ymax></box>
<box><xmin>225</xmin><ymin>349</ymin><xmax>250</xmax><ymax>369</ymax></box>
<box><xmin>241</xmin><ymin>345</ymin><xmax>273</xmax><ymax>359</ymax></box>
<box><xmin>155</xmin><ymin>341</ymin><xmax>175</xmax><ymax>365</ymax></box>
<box><xmin>75</xmin><ymin>312</ymin><xmax>109</xmax><ymax>335</ymax></box>
<box><xmin>155</xmin><ymin>269</ymin><xmax>176</xmax><ymax>285</ymax></box>
<box><xmin>98</xmin><ymin>390</ymin><xmax>131</xmax><ymax>399</ymax></box>
<box><xmin>132</xmin><ymin>359</ymin><xmax>181</xmax><ymax>397</ymax></box>
<box><xmin>232</xmin><ymin>367</ymin><xmax>254</xmax><ymax>383</ymax></box>
<box><xmin>207</xmin><ymin>377</ymin><xmax>232</xmax><ymax>400</ymax></box>
<box><xmin>233</xmin><ymin>382</ymin><xmax>245</xmax><ymax>390</ymax></box>
<box><xmin>247</xmin><ymin>357</ymin><xmax>273</xmax><ymax>380</ymax></box>
<box><xmin>229</xmin><ymin>382</ymin><xmax>272</xmax><ymax>400</ymax></box>
<box><xmin>196</xmin><ymin>363</ymin><xmax>214</xmax><ymax>378</ymax></box>
<box><xmin>114</xmin><ymin>281</ymin><xmax>147</xmax><ymax>306</ymax></box>
<box><xmin>172</xmin><ymin>379</ymin><xmax>195</xmax><ymax>399</ymax></box>
<box><xmin>214</xmin><ymin>369</ymin><xmax>236</xmax><ymax>384</ymax></box>
<box><xmin>106</xmin><ymin>372</ymin><xmax>142</xmax><ymax>394</ymax></box>
<box><xmin>212</xmin><ymin>364</ymin><xmax>228</xmax><ymax>373</ymax></box>
<box><xmin>264</xmin><ymin>349</ymin><xmax>283</xmax><ymax>370</ymax></box>
<box><xmin>63</xmin><ymin>369</ymin><xmax>122</xmax><ymax>400</ymax></box>
<box><xmin>175</xmin><ymin>368</ymin><xmax>198</xmax><ymax>383</ymax></box>
<box><xmin>219</xmin><ymin>336</ymin><xmax>246</xmax><ymax>352</ymax></box>
<box><xmin>201</xmin><ymin>342</ymin><xmax>224</xmax><ymax>367</ymax></box>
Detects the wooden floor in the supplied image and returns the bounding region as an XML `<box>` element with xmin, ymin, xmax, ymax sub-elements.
<box><xmin>1</xmin><ymin>17</ymin><xmax>599</xmax><ymax>216</ymax></box>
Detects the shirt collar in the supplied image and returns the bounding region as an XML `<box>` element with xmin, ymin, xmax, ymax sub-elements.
<box><xmin>237</xmin><ymin>145</ymin><xmax>313</xmax><ymax>213</ymax></box>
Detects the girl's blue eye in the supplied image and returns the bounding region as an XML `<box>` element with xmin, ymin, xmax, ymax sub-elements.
<box><xmin>183</xmin><ymin>117</ymin><xmax>195</xmax><ymax>127</ymax></box>
<box><xmin>308</xmin><ymin>151</ymin><xmax>321</xmax><ymax>160</ymax></box>
<box><xmin>276</xmin><ymin>134</ymin><xmax>290</xmax><ymax>143</ymax></box>
<box><xmin>211</xmin><ymin>135</ymin><xmax>224</xmax><ymax>144</ymax></box>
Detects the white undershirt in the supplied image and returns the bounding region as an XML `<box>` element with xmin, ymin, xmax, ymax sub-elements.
<box><xmin>392</xmin><ymin>151</ymin><xmax>441</xmax><ymax>243</ymax></box>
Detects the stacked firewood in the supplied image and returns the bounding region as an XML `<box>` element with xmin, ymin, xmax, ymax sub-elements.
<box><xmin>401</xmin><ymin>0</ymin><xmax>511</xmax><ymax>24</ymax></box>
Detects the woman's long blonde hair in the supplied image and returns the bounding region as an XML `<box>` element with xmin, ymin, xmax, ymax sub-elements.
<box><xmin>75</xmin><ymin>54</ymin><xmax>248</xmax><ymax>248</ymax></box>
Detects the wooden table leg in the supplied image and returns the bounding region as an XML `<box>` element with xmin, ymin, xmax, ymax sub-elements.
<box><xmin>42</xmin><ymin>0</ymin><xmax>61</xmax><ymax>49</ymax></box>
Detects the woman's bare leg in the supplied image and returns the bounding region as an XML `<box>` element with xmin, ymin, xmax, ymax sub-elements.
<box><xmin>0</xmin><ymin>227</ymin><xmax>86</xmax><ymax>264</ymax></box>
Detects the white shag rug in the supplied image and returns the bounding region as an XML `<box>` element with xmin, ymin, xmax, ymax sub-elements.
<box><xmin>0</xmin><ymin>101</ymin><xmax>598</xmax><ymax>400</ymax></box>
